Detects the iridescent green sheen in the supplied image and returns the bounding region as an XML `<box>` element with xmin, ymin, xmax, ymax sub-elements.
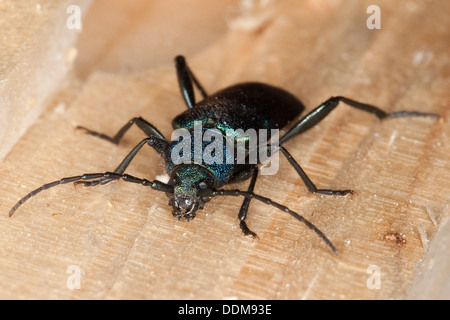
<box><xmin>168</xmin><ymin>82</ymin><xmax>304</xmax><ymax>188</ymax></box>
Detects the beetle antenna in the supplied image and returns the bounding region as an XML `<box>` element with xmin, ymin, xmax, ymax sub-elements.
<box><xmin>202</xmin><ymin>188</ymin><xmax>338</xmax><ymax>254</ymax></box>
<box><xmin>9</xmin><ymin>172</ymin><xmax>173</xmax><ymax>217</ymax></box>
<box><xmin>9</xmin><ymin>172</ymin><xmax>337</xmax><ymax>254</ymax></box>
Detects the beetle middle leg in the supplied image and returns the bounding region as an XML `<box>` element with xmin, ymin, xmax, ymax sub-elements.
<box><xmin>75</xmin><ymin>117</ymin><xmax>169</xmax><ymax>186</ymax></box>
<box><xmin>278</xmin><ymin>96</ymin><xmax>439</xmax><ymax>195</ymax></box>
<box><xmin>280</xmin><ymin>146</ymin><xmax>353</xmax><ymax>196</ymax></box>
<box><xmin>77</xmin><ymin>116</ymin><xmax>166</xmax><ymax>144</ymax></box>
<box><xmin>76</xmin><ymin>136</ymin><xmax>170</xmax><ymax>187</ymax></box>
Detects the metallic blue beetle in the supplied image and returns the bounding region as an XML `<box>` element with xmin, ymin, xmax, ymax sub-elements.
<box><xmin>9</xmin><ymin>55</ymin><xmax>439</xmax><ymax>254</ymax></box>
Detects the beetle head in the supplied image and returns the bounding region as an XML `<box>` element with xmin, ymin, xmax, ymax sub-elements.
<box><xmin>167</xmin><ymin>165</ymin><xmax>215</xmax><ymax>221</ymax></box>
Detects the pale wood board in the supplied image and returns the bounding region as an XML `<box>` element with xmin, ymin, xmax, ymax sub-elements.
<box><xmin>0</xmin><ymin>0</ymin><xmax>92</xmax><ymax>161</ymax></box>
<box><xmin>0</xmin><ymin>0</ymin><xmax>449</xmax><ymax>299</ymax></box>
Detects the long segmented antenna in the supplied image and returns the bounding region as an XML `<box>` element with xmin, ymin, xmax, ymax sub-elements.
<box><xmin>9</xmin><ymin>172</ymin><xmax>173</xmax><ymax>217</ymax></box>
<box><xmin>200</xmin><ymin>189</ymin><xmax>338</xmax><ymax>254</ymax></box>
<box><xmin>9</xmin><ymin>172</ymin><xmax>337</xmax><ymax>254</ymax></box>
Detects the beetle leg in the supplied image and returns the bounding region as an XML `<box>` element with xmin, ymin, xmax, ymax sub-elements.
<box><xmin>237</xmin><ymin>166</ymin><xmax>259</xmax><ymax>238</ymax></box>
<box><xmin>76</xmin><ymin>136</ymin><xmax>170</xmax><ymax>187</ymax></box>
<box><xmin>280</xmin><ymin>96</ymin><xmax>439</xmax><ymax>145</ymax></box>
<box><xmin>76</xmin><ymin>117</ymin><xmax>166</xmax><ymax>144</ymax></box>
<box><xmin>175</xmin><ymin>55</ymin><xmax>208</xmax><ymax>109</ymax></box>
<box><xmin>279</xmin><ymin>146</ymin><xmax>354</xmax><ymax>196</ymax></box>
<box><xmin>277</xmin><ymin>96</ymin><xmax>438</xmax><ymax>195</ymax></box>
<box><xmin>75</xmin><ymin>117</ymin><xmax>169</xmax><ymax>187</ymax></box>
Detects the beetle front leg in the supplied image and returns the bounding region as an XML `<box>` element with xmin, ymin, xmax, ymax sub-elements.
<box><xmin>237</xmin><ymin>166</ymin><xmax>259</xmax><ymax>238</ymax></box>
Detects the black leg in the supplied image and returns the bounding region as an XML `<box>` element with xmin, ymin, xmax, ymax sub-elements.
<box><xmin>208</xmin><ymin>188</ymin><xmax>338</xmax><ymax>254</ymax></box>
<box><xmin>175</xmin><ymin>55</ymin><xmax>208</xmax><ymax>109</ymax></box>
<box><xmin>238</xmin><ymin>166</ymin><xmax>259</xmax><ymax>237</ymax></box>
<box><xmin>77</xmin><ymin>117</ymin><xmax>166</xmax><ymax>145</ymax></box>
<box><xmin>76</xmin><ymin>136</ymin><xmax>170</xmax><ymax>187</ymax></box>
<box><xmin>280</xmin><ymin>146</ymin><xmax>353</xmax><ymax>196</ymax></box>
<box><xmin>280</xmin><ymin>96</ymin><xmax>439</xmax><ymax>145</ymax></box>
<box><xmin>276</xmin><ymin>96</ymin><xmax>439</xmax><ymax>195</ymax></box>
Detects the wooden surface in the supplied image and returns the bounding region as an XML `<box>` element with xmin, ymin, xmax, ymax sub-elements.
<box><xmin>0</xmin><ymin>0</ymin><xmax>91</xmax><ymax>162</ymax></box>
<box><xmin>1</xmin><ymin>0</ymin><xmax>449</xmax><ymax>299</ymax></box>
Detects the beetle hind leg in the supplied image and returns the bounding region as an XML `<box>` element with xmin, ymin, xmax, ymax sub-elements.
<box><xmin>175</xmin><ymin>55</ymin><xmax>208</xmax><ymax>109</ymax></box>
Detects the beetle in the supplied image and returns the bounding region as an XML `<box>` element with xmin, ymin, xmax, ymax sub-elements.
<box><xmin>9</xmin><ymin>55</ymin><xmax>439</xmax><ymax>254</ymax></box>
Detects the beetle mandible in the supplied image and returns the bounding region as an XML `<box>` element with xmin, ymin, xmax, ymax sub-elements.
<box><xmin>9</xmin><ymin>55</ymin><xmax>439</xmax><ymax>254</ymax></box>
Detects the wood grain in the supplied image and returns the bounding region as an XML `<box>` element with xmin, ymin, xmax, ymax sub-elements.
<box><xmin>0</xmin><ymin>0</ymin><xmax>449</xmax><ymax>299</ymax></box>
<box><xmin>0</xmin><ymin>0</ymin><xmax>91</xmax><ymax>162</ymax></box>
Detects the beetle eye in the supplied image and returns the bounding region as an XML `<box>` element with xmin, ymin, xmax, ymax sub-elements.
<box><xmin>198</xmin><ymin>181</ymin><xmax>208</xmax><ymax>190</ymax></box>
<box><xmin>198</xmin><ymin>182</ymin><xmax>212</xmax><ymax>203</ymax></box>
